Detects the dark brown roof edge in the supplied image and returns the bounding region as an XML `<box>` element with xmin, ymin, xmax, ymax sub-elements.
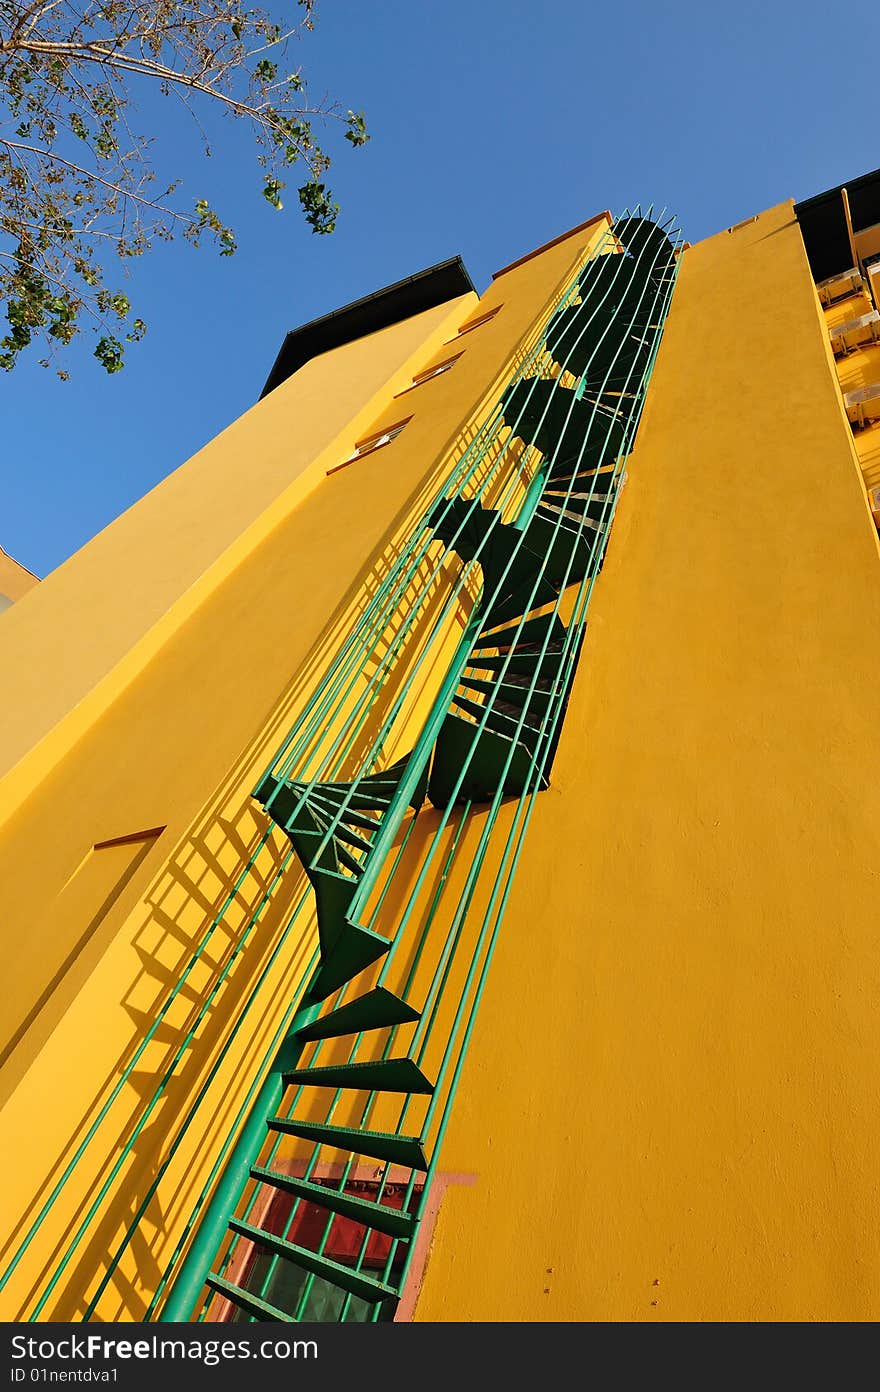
<box><xmin>259</xmin><ymin>256</ymin><xmax>477</xmax><ymax>399</ymax></box>
<box><xmin>491</xmin><ymin>211</ymin><xmax>612</xmax><ymax>280</ymax></box>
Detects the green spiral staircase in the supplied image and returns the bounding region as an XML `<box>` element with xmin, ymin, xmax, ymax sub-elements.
<box><xmin>0</xmin><ymin>211</ymin><xmax>682</xmax><ymax>1327</ymax></box>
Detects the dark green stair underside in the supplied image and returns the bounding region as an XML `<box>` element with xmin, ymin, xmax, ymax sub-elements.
<box><xmin>295</xmin><ymin>987</ymin><xmax>420</xmax><ymax>1042</ymax></box>
<box><xmin>266</xmin><ymin>1116</ymin><xmax>428</xmax><ymax>1171</ymax></box>
<box><xmin>309</xmin><ymin>921</ymin><xmax>391</xmax><ymax>1001</ymax></box>
<box><xmin>429</xmin><ymin>714</ymin><xmax>549</xmax><ymax>806</ymax></box>
<box><xmin>477</xmin><ymin>611</ymin><xmax>567</xmax><ymax>651</ymax></box>
<box><xmin>283</xmin><ymin>1056</ymin><xmax>434</xmax><ymax>1095</ymax></box>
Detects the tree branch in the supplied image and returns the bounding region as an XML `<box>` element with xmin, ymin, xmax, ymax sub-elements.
<box><xmin>1</xmin><ymin>136</ymin><xmax>198</xmax><ymax>223</ymax></box>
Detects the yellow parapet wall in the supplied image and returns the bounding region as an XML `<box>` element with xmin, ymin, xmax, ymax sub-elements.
<box><xmin>414</xmin><ymin>202</ymin><xmax>880</xmax><ymax>1321</ymax></box>
<box><xmin>0</xmin><ymin>547</ymin><xmax>38</xmax><ymax>610</ymax></box>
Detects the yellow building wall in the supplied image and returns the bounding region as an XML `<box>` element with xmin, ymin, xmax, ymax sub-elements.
<box><xmin>0</xmin><ymin>547</ymin><xmax>38</xmax><ymax>607</ymax></box>
<box><xmin>415</xmin><ymin>202</ymin><xmax>880</xmax><ymax>1322</ymax></box>
<box><xmin>0</xmin><ymin>214</ymin><xmax>611</xmax><ymax>1320</ymax></box>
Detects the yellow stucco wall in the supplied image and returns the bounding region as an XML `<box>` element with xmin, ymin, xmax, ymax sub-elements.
<box><xmin>415</xmin><ymin>203</ymin><xmax>880</xmax><ymax>1322</ymax></box>
<box><xmin>0</xmin><ymin>215</ymin><xmax>611</xmax><ymax>1320</ymax></box>
<box><xmin>0</xmin><ymin>547</ymin><xmax>38</xmax><ymax>607</ymax></box>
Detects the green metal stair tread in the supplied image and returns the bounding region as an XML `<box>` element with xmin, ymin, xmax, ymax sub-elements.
<box><xmin>501</xmin><ymin>379</ymin><xmax>619</xmax><ymax>466</ymax></box>
<box><xmin>303</xmin><ymin>753</ymin><xmax>413</xmax><ymax>796</ymax></box>
<box><xmin>283</xmin><ymin>752</ymin><xmax>420</xmax><ymax>813</ymax></box>
<box><xmin>476</xmin><ymin>610</ymin><xmax>567</xmax><ymax>651</ymax></box>
<box><xmin>545</xmin><ymin>462</ymin><xmax>618</xmax><ymax>488</ymax></box>
<box><xmin>265</xmin><ymin>1117</ymin><xmax>428</xmax><ymax>1171</ymax></box>
<box><xmin>578</xmin><ymin>343</ymin><xmax>653</xmax><ymax>386</ymax></box>
<box><xmin>542</xmin><ymin>482</ymin><xmax>615</xmax><ymax>508</ymax></box>
<box><xmin>448</xmin><ymin>694</ymin><xmax>543</xmax><ymax>748</ymax></box>
<box><xmin>285</xmin><ymin>804</ymin><xmax>345</xmax><ymax>849</ymax></box>
<box><xmin>317</xmin><ymin>818</ymin><xmax>375</xmax><ymax>857</ymax></box>
<box><xmin>428</xmin><ymin>713</ymin><xmax>550</xmax><ymax>806</ymax></box>
<box><xmin>481</xmin><ymin>558</ymin><xmax>557</xmax><ymax>621</ymax></box>
<box><xmin>428</xmin><ymin>499</ymin><xmax>493</xmax><ymax>559</ymax></box>
<box><xmin>284</xmin><ymin>823</ymin><xmax>344</xmax><ymax>878</ymax></box>
<box><xmin>263</xmin><ymin>802</ymin><xmax>359</xmax><ymax>883</ymax></box>
<box><xmin>283</xmin><ymin>1056</ymin><xmax>434</xmax><ymax>1095</ymax></box>
<box><xmin>545</xmin><ymin>443</ymin><xmax>625</xmax><ymax>483</ymax></box>
<box><xmin>547</xmin><ymin>319</ymin><xmax>656</xmax><ymax>367</ymax></box>
<box><xmin>534</xmin><ymin>500</ymin><xmax>605</xmax><ymax>529</ymax></box>
<box><xmin>451</xmin><ymin>693</ymin><xmax>544</xmax><ymax>748</ymax></box>
<box><xmin>307</xmin><ymin>795</ymin><xmax>382</xmax><ymax>834</ymax></box>
<box><xmin>431</xmin><ymin>500</ymin><xmax>573</xmax><ymax>639</ymax></box>
<box><xmin>309</xmin><ymin>921</ymin><xmax>392</xmax><ymax>1002</ymax></box>
<box><xmin>573</xmin><ymin>391</ymin><xmax>631</xmax><ymax>421</ymax></box>
<box><xmin>547</xmin><ymin>291</ymin><xmax>658</xmax><ymax>342</ymax></box>
<box><xmin>541</xmin><ymin>498</ymin><xmax>615</xmax><ymax>527</ymax></box>
<box><xmin>550</xmin><ymin>289</ymin><xmax>657</xmax><ymax>331</ymax></box>
<box><xmin>542</xmin><ymin>483</ymin><xmax>616</xmax><ymax>505</ymax></box>
<box><xmin>531</xmin><ymin>503</ymin><xmax>601</xmax><ymax>528</ymax></box>
<box><xmin>360</xmin><ymin>753</ymin><xmax>413</xmax><ymax>782</ymax></box>
<box><xmin>573</xmin><ymin>251</ymin><xmax>647</xmax><ymax>298</ymax></box>
<box><xmin>579</xmin><ymin>360</ymin><xmax>652</xmax><ymax>399</ymax></box>
<box><xmin>405</xmin><ymin>752</ymin><xmax>431</xmax><ymax>810</ymax></box>
<box><xmin>308</xmin><ymin>776</ymin><xmax>398</xmax><ymax>799</ymax></box>
<box><xmin>531</xmin><ymin>510</ymin><xmax>601</xmax><ymax>542</ymax></box>
<box><xmin>228</xmin><ymin>1218</ymin><xmax>398</xmax><ymax>1306</ymax></box>
<box><xmin>255</xmin><ymin>777</ymin><xmax>383</xmax><ymax>835</ymax></box>
<box><xmin>481</xmin><ymin>527</ymin><xmax>548</xmax><ymax>586</ymax></box>
<box><xmin>501</xmin><ymin>377</ymin><xmax>596</xmax><ymax>443</ymax></box>
<box><xmin>463</xmin><ymin>661</ymin><xmax>555</xmax><ymax>687</ymax></box>
<box><xmin>431</xmin><ymin>501</ymin><xmax>553</xmax><ymax>612</ymax></box>
<box><xmin>311</xmin><ymin>867</ymin><xmax>359</xmax><ymax>958</ymax></box>
<box><xmin>312</xmin><ymin>787</ymin><xmax>393</xmax><ymax>812</ymax></box>
<box><xmin>205</xmin><ymin>1272</ymin><xmax>294</xmax><ymax>1322</ymax></box>
<box><xmin>249</xmin><ymin>1167</ymin><xmax>417</xmax><ymax>1241</ymax></box>
<box><xmin>458</xmin><ymin>674</ymin><xmax>554</xmax><ymax>716</ymax></box>
<box><xmin>522</xmin><ymin>517</ymin><xmax>597</xmax><ymax>588</ymax></box>
<box><xmin>546</xmin><ymin>308</ymin><xmax>658</xmax><ymax>378</ymax></box>
<box><xmin>499</xmin><ymin>670</ymin><xmax>555</xmax><ymax>692</ymax></box>
<box><xmin>550</xmin><ymin>272</ymin><xmax>655</xmax><ymax>318</ymax></box>
<box><xmin>545</xmin><ymin>431</ymin><xmax>626</xmax><ymax>480</ymax></box>
<box><xmin>465</xmin><ymin>650</ymin><xmax>561</xmax><ymax>680</ymax></box>
<box><xmin>253</xmin><ymin>779</ymin><xmax>325</xmax><ymax>835</ymax></box>
<box><xmin>482</xmin><ymin>574</ymin><xmax>561</xmax><ymax>629</ymax></box>
<box><xmin>318</xmin><ymin>837</ymin><xmax>363</xmax><ymax>878</ymax></box>
<box><xmin>295</xmin><ymin>987</ymin><xmax>420</xmax><ymax>1042</ymax></box>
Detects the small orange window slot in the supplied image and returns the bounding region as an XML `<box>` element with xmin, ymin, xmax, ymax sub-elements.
<box><xmin>395</xmin><ymin>354</ymin><xmax>464</xmax><ymax>397</ymax></box>
<box><xmin>328</xmin><ymin>418</ymin><xmax>411</xmax><ymax>476</ymax></box>
<box><xmin>453</xmin><ymin>306</ymin><xmax>502</xmax><ymax>337</ymax></box>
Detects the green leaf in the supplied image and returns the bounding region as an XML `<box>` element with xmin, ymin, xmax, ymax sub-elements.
<box><xmin>298</xmin><ymin>180</ymin><xmax>338</xmax><ymax>234</ymax></box>
<box><xmin>94</xmin><ymin>334</ymin><xmax>125</xmax><ymax>373</ymax></box>
<box><xmin>344</xmin><ymin>110</ymin><xmax>369</xmax><ymax>147</ymax></box>
<box><xmin>262</xmin><ymin>177</ymin><xmax>285</xmax><ymax>210</ymax></box>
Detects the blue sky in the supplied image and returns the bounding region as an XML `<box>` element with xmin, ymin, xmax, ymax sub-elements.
<box><xmin>3</xmin><ymin>0</ymin><xmax>877</xmax><ymax>576</ymax></box>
